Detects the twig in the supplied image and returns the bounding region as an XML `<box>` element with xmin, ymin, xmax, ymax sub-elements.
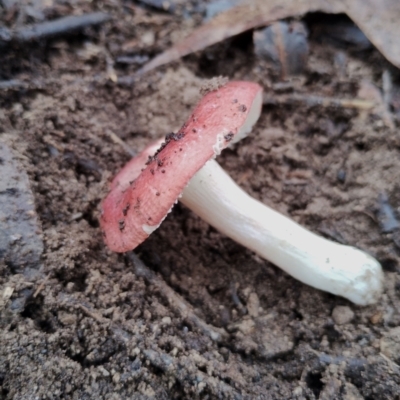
<box><xmin>104</xmin><ymin>130</ymin><xmax>137</xmax><ymax>157</ymax></box>
<box><xmin>230</xmin><ymin>282</ymin><xmax>247</xmax><ymax>315</ymax></box>
<box><xmin>0</xmin><ymin>12</ymin><xmax>111</xmax><ymax>46</ymax></box>
<box><xmin>127</xmin><ymin>252</ymin><xmax>228</xmax><ymax>342</ymax></box>
<box><xmin>76</xmin><ymin>303</ymin><xmax>109</xmax><ymax>324</ymax></box>
<box><xmin>264</xmin><ymin>92</ymin><xmax>376</xmax><ymax>110</ymax></box>
<box><xmin>33</xmin><ymin>273</ymin><xmax>51</xmax><ymax>298</ymax></box>
<box><xmin>142</xmin><ymin>348</ymin><xmax>238</xmax><ymax>396</ymax></box>
<box><xmin>307</xmin><ymin>346</ymin><xmax>368</xmax><ymax>369</ymax></box>
<box><xmin>104</xmin><ymin>49</ymin><xmax>118</xmax><ymax>83</ymax></box>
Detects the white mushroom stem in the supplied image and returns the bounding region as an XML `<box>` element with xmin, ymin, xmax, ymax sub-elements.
<box><xmin>181</xmin><ymin>159</ymin><xmax>383</xmax><ymax>305</ymax></box>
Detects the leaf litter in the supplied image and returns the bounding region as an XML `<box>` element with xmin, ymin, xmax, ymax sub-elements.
<box><xmin>137</xmin><ymin>0</ymin><xmax>400</xmax><ymax>75</ymax></box>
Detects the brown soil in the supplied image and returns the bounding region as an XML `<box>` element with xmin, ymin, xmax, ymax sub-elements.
<box><xmin>1</xmin><ymin>2</ymin><xmax>400</xmax><ymax>399</ymax></box>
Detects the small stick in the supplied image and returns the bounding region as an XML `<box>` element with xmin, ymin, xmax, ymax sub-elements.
<box><xmin>381</xmin><ymin>70</ymin><xmax>395</xmax><ymax>129</ymax></box>
<box><xmin>264</xmin><ymin>93</ymin><xmax>376</xmax><ymax>110</ymax></box>
<box><xmin>0</xmin><ymin>12</ymin><xmax>111</xmax><ymax>46</ymax></box>
<box><xmin>382</xmin><ymin>70</ymin><xmax>393</xmax><ymax>108</ymax></box>
<box><xmin>76</xmin><ymin>303</ymin><xmax>108</xmax><ymax>324</ymax></box>
<box><xmin>33</xmin><ymin>273</ymin><xmax>51</xmax><ymax>298</ymax></box>
<box><xmin>104</xmin><ymin>130</ymin><xmax>136</xmax><ymax>157</ymax></box>
<box><xmin>142</xmin><ymin>349</ymin><xmax>237</xmax><ymax>395</ymax></box>
<box><xmin>127</xmin><ymin>252</ymin><xmax>228</xmax><ymax>342</ymax></box>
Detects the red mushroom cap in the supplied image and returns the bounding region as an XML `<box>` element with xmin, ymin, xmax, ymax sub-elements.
<box><xmin>109</xmin><ymin>139</ymin><xmax>164</xmax><ymax>193</ymax></box>
<box><xmin>100</xmin><ymin>81</ymin><xmax>263</xmax><ymax>252</ymax></box>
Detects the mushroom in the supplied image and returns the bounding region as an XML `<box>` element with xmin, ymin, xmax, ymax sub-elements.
<box><xmin>100</xmin><ymin>81</ymin><xmax>383</xmax><ymax>305</ymax></box>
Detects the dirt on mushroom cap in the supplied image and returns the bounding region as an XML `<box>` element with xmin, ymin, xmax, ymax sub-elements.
<box><xmin>100</xmin><ymin>81</ymin><xmax>263</xmax><ymax>252</ymax></box>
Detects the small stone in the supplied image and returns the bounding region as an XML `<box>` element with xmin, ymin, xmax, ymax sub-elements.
<box><xmin>130</xmin><ymin>347</ymin><xmax>140</xmax><ymax>356</ymax></box>
<box><xmin>98</xmin><ymin>366</ymin><xmax>110</xmax><ymax>377</ymax></box>
<box><xmin>2</xmin><ymin>286</ymin><xmax>14</xmax><ymax>301</ymax></box>
<box><xmin>320</xmin><ymin>335</ymin><xmax>329</xmax><ymax>348</ymax></box>
<box><xmin>58</xmin><ymin>312</ymin><xmax>77</xmax><ymax>326</ymax></box>
<box><xmin>293</xmin><ymin>386</ymin><xmax>303</xmax><ymax>396</ymax></box>
<box><xmin>332</xmin><ymin>306</ymin><xmax>354</xmax><ymax>325</ymax></box>
<box><xmin>259</xmin><ymin>328</ymin><xmax>294</xmax><ymax>359</ymax></box>
<box><xmin>65</xmin><ymin>282</ymin><xmax>75</xmax><ymax>293</ymax></box>
<box><xmin>143</xmin><ymin>309</ymin><xmax>152</xmax><ymax>320</ymax></box>
<box><xmin>370</xmin><ymin>311</ymin><xmax>383</xmax><ymax>325</ymax></box>
<box><xmin>228</xmin><ymin>318</ymin><xmax>255</xmax><ymax>335</ymax></box>
<box><xmin>0</xmin><ymin>286</ymin><xmax>14</xmax><ymax>309</ymax></box>
<box><xmin>247</xmin><ymin>292</ymin><xmax>260</xmax><ymax>318</ymax></box>
<box><xmin>112</xmin><ymin>372</ymin><xmax>121</xmax><ymax>384</ymax></box>
<box><xmin>141</xmin><ymin>31</ymin><xmax>155</xmax><ymax>47</ymax></box>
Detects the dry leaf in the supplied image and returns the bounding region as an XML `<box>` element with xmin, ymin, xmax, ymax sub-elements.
<box><xmin>136</xmin><ymin>0</ymin><xmax>400</xmax><ymax>75</ymax></box>
<box><xmin>253</xmin><ymin>21</ymin><xmax>309</xmax><ymax>78</ymax></box>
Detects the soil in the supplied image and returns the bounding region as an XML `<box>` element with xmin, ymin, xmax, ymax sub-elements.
<box><xmin>1</xmin><ymin>2</ymin><xmax>400</xmax><ymax>399</ymax></box>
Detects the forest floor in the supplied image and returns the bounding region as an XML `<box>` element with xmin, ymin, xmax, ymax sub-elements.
<box><xmin>1</xmin><ymin>1</ymin><xmax>400</xmax><ymax>399</ymax></box>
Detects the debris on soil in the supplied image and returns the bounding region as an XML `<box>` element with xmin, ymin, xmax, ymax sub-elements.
<box><xmin>137</xmin><ymin>0</ymin><xmax>400</xmax><ymax>75</ymax></box>
<box><xmin>199</xmin><ymin>76</ymin><xmax>229</xmax><ymax>95</ymax></box>
<box><xmin>253</xmin><ymin>21</ymin><xmax>309</xmax><ymax>78</ymax></box>
<box><xmin>0</xmin><ymin>12</ymin><xmax>111</xmax><ymax>46</ymax></box>
<box><xmin>331</xmin><ymin>305</ymin><xmax>355</xmax><ymax>325</ymax></box>
<box><xmin>205</xmin><ymin>0</ymin><xmax>244</xmax><ymax>20</ymax></box>
<box><xmin>137</xmin><ymin>0</ymin><xmax>180</xmax><ymax>13</ymax></box>
<box><xmin>128</xmin><ymin>252</ymin><xmax>228</xmax><ymax>342</ymax></box>
<box><xmin>310</xmin><ymin>17</ymin><xmax>372</xmax><ymax>50</ymax></box>
<box><xmin>263</xmin><ymin>92</ymin><xmax>376</xmax><ymax>110</ymax></box>
<box><xmin>0</xmin><ymin>142</ymin><xmax>43</xmax><ymax>274</ymax></box>
<box><xmin>137</xmin><ymin>0</ymin><xmax>205</xmax><ymax>15</ymax></box>
<box><xmin>376</xmin><ymin>192</ymin><xmax>400</xmax><ymax>233</ymax></box>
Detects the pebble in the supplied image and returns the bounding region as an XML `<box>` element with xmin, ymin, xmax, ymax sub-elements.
<box><xmin>260</xmin><ymin>327</ymin><xmax>294</xmax><ymax>359</ymax></box>
<box><xmin>332</xmin><ymin>306</ymin><xmax>354</xmax><ymax>325</ymax></box>
<box><xmin>98</xmin><ymin>366</ymin><xmax>110</xmax><ymax>377</ymax></box>
<box><xmin>370</xmin><ymin>311</ymin><xmax>383</xmax><ymax>325</ymax></box>
<box><xmin>247</xmin><ymin>292</ymin><xmax>260</xmax><ymax>318</ymax></box>
<box><xmin>58</xmin><ymin>312</ymin><xmax>77</xmax><ymax>326</ymax></box>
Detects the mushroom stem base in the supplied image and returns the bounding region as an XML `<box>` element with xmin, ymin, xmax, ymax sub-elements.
<box><xmin>181</xmin><ymin>159</ymin><xmax>383</xmax><ymax>305</ymax></box>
